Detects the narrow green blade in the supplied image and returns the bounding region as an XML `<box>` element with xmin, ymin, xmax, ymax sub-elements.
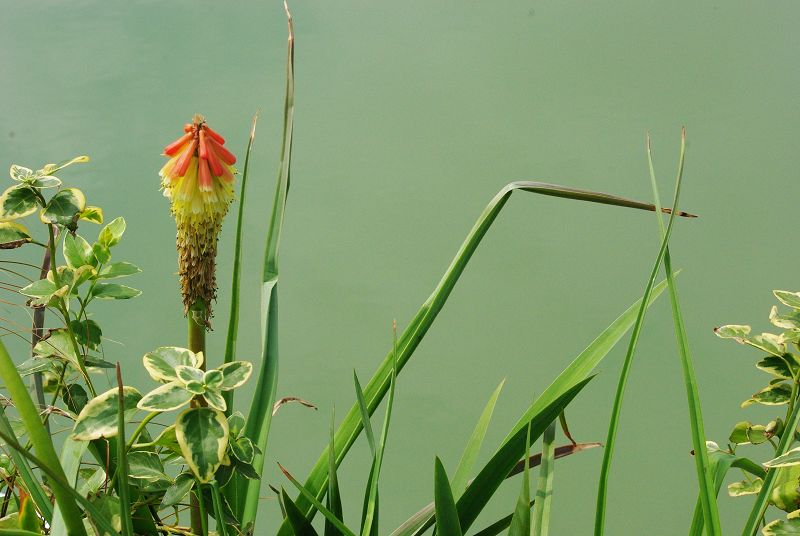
<box><xmin>282</xmin><ymin>487</ymin><xmax>320</xmax><ymax>536</ymax></box>
<box><xmin>326</xmin><ymin>411</ymin><xmax>344</xmax><ymax>536</ymax></box>
<box><xmin>434</xmin><ymin>458</ymin><xmax>463</xmax><ymax>536</ymax></box>
<box><xmin>281</xmin><ymin>464</ymin><xmax>357</xmax><ymax>536</ymax></box>
<box><xmin>532</xmin><ymin>422</ymin><xmax>556</xmax><ymax>536</ymax></box>
<box><xmin>451</xmin><ymin>380</ymin><xmax>504</xmax><ymax>496</ymax></box>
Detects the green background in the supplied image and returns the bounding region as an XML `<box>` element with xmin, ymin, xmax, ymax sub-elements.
<box><xmin>2</xmin><ymin>1</ymin><xmax>798</xmax><ymax>533</ymax></box>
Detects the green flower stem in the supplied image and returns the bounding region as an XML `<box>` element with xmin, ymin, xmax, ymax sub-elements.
<box><xmin>0</xmin><ymin>338</ymin><xmax>87</xmax><ymax>536</ymax></box>
<box><xmin>188</xmin><ymin>299</ymin><xmax>207</xmax><ymax>536</ymax></box>
<box><xmin>210</xmin><ymin>480</ymin><xmax>229</xmax><ymax>536</ymax></box>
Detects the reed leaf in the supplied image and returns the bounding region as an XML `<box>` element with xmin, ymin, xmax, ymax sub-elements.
<box><xmin>116</xmin><ymin>364</ymin><xmax>134</xmax><ymax>536</ymax></box>
<box><xmin>223</xmin><ymin>114</ymin><xmax>258</xmax><ymax>416</ymax></box>
<box><xmin>508</xmin><ymin>424</ymin><xmax>532</xmax><ymax>536</ymax></box>
<box><xmin>434</xmin><ymin>458</ymin><xmax>463</xmax><ymax>536</ymax></box>
<box><xmin>531</xmin><ymin>421</ymin><xmax>556</xmax><ymax>536</ymax></box>
<box><xmin>277</xmin><ymin>178</ymin><xmax>684</xmax><ymax>533</ymax></box>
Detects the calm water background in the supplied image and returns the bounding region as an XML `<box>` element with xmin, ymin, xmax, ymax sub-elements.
<box><xmin>2</xmin><ymin>1</ymin><xmax>799</xmax><ymax>533</ymax></box>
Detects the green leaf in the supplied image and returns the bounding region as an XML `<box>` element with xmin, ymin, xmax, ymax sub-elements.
<box><xmin>765</xmin><ymin>448</ymin><xmax>800</xmax><ymax>468</ymax></box>
<box><xmin>204</xmin><ymin>369</ymin><xmax>224</xmax><ymax>389</ymax></box>
<box><xmin>63</xmin><ymin>384</ymin><xmax>89</xmax><ymax>415</ymax></box>
<box><xmin>742</xmin><ymin>383</ymin><xmax>792</xmax><ymax>408</ymax></box>
<box><xmin>92</xmin><ymin>242</ymin><xmax>111</xmax><ymax>264</ymax></box>
<box><xmin>98</xmin><ymin>217</ymin><xmax>126</xmax><ymax>247</ymax></box>
<box><xmin>69</xmin><ymin>319</ymin><xmax>102</xmax><ymax>350</ymax></box>
<box><xmin>532</xmin><ymin>421</ymin><xmax>556</xmax><ymax>536</ymax></box>
<box><xmin>95</xmin><ymin>261</ymin><xmax>140</xmax><ymax>279</ymax></box>
<box><xmin>757</xmin><ymin>355</ymin><xmax>796</xmax><ymax>380</ymax></box>
<box><xmin>764</xmin><ymin>518</ymin><xmax>800</xmax><ymax>535</ymax></box>
<box><xmin>280</xmin><ymin>464</ymin><xmax>356</xmax><ymax>536</ymax></box>
<box><xmin>451</xmin><ymin>380</ymin><xmax>504</xmax><ymax>497</ymax></box>
<box><xmin>775</xmin><ymin>291</ymin><xmax>800</xmax><ymax>310</ymax></box>
<box><xmin>63</xmin><ymin>234</ymin><xmax>93</xmax><ymax>268</ymax></box>
<box><xmin>747</xmin><ymin>333</ymin><xmax>787</xmax><ymax>357</ymax></box>
<box><xmin>152</xmin><ymin>425</ymin><xmax>182</xmax><ymax>455</ymax></box>
<box><xmin>90</xmin><ymin>282</ymin><xmax>140</xmax><ymax>300</ymax></box>
<box><xmin>176</xmin><ymin>365</ymin><xmax>204</xmax><ymax>385</ymax></box>
<box><xmin>31</xmin><ymin>175</ymin><xmax>61</xmax><ymax>189</ymax></box>
<box><xmin>728</xmin><ymin>479</ymin><xmax>763</xmax><ymax>497</ymax></box>
<box><xmin>127</xmin><ymin>451</ymin><xmax>167</xmax><ymax>481</ymax></box>
<box><xmin>137</xmin><ymin>381</ymin><xmax>193</xmax><ymax>412</ymax></box>
<box><xmin>231</xmin><ymin>436</ymin><xmax>255</xmax><ymax>464</ymax></box>
<box><xmin>0</xmin><ymin>185</ymin><xmax>38</xmax><ymax>221</ymax></box>
<box><xmin>0</xmin><ymin>221</ymin><xmax>32</xmax><ymax>249</ymax></box>
<box><xmin>228</xmin><ymin>412</ymin><xmax>246</xmax><ymax>438</ymax></box>
<box><xmin>9</xmin><ymin>165</ymin><xmax>34</xmax><ymax>181</ymax></box>
<box><xmin>72</xmin><ymin>386</ymin><xmax>142</xmax><ymax>441</ymax></box>
<box><xmin>162</xmin><ymin>473</ymin><xmax>194</xmax><ymax>507</ymax></box>
<box><xmin>20</xmin><ymin>277</ymin><xmax>59</xmax><ymax>298</ymax></box>
<box><xmin>79</xmin><ymin>206</ymin><xmax>104</xmax><ymax>224</ymax></box>
<box><xmin>175</xmin><ymin>407</ymin><xmax>229</xmax><ymax>483</ymax></box>
<box><xmin>143</xmin><ymin>347</ymin><xmax>201</xmax><ymax>382</ymax></box>
<box><xmin>40</xmin><ymin>188</ymin><xmax>86</xmax><ymax>226</ymax></box>
<box><xmin>729</xmin><ymin>421</ymin><xmax>772</xmax><ymax>445</ymax></box>
<box><xmin>326</xmin><ymin>412</ymin><xmax>343</xmax><ymax>536</ymax></box>
<box><xmin>33</xmin><ymin>329</ymin><xmax>78</xmax><ymax>366</ymax></box>
<box><xmin>218</xmin><ymin>361</ymin><xmax>253</xmax><ymax>390</ymax></box>
<box><xmin>434</xmin><ymin>458</ymin><xmax>463</xmax><ymax>536</ymax></box>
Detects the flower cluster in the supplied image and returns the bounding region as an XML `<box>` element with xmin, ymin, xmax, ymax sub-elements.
<box><xmin>159</xmin><ymin>115</ymin><xmax>237</xmax><ymax>320</ymax></box>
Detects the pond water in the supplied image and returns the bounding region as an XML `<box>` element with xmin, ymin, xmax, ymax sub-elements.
<box><xmin>2</xmin><ymin>1</ymin><xmax>799</xmax><ymax>533</ymax></box>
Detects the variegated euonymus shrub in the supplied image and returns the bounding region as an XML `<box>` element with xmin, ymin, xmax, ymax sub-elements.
<box><xmin>712</xmin><ymin>290</ymin><xmax>800</xmax><ymax>535</ymax></box>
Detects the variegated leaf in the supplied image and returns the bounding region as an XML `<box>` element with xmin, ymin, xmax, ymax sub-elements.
<box><xmin>143</xmin><ymin>347</ymin><xmax>199</xmax><ymax>383</ymax></box>
<box><xmin>218</xmin><ymin>361</ymin><xmax>253</xmax><ymax>390</ymax></box>
<box><xmin>72</xmin><ymin>386</ymin><xmax>142</xmax><ymax>441</ymax></box>
<box><xmin>175</xmin><ymin>407</ymin><xmax>229</xmax><ymax>483</ymax></box>
<box><xmin>138</xmin><ymin>381</ymin><xmax>193</xmax><ymax>412</ymax></box>
<box><xmin>202</xmin><ymin>389</ymin><xmax>226</xmax><ymax>412</ymax></box>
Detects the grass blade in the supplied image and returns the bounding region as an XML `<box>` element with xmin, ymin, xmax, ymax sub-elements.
<box><xmin>531</xmin><ymin>421</ymin><xmax>556</xmax><ymax>536</ymax></box>
<box><xmin>238</xmin><ymin>3</ymin><xmax>295</xmax><ymax>526</ymax></box>
<box><xmin>326</xmin><ymin>411</ymin><xmax>344</xmax><ymax>536</ymax></box>
<box><xmin>472</xmin><ymin>505</ymin><xmax>533</xmax><ymax>536</ymax></box>
<box><xmin>282</xmin><ymin>487</ymin><xmax>320</xmax><ymax>536</ymax></box>
<box><xmin>0</xmin><ymin>339</ymin><xmax>84</xmax><ymax>535</ymax></box>
<box><xmin>49</xmin><ymin>438</ymin><xmax>89</xmax><ymax>536</ymax></box>
<box><xmin>116</xmin><ymin>364</ymin><xmax>134</xmax><ymax>536</ymax></box>
<box><xmin>593</xmin><ymin>135</ymin><xmax>687</xmax><ymax>535</ymax></box>
<box><xmin>647</xmin><ymin>130</ymin><xmax>721</xmax><ymax>535</ymax></box>
<box><xmin>508</xmin><ymin>423</ymin><xmax>532</xmax><ymax>536</ymax></box>
<box><xmin>280</xmin><ymin>464</ymin><xmax>357</xmax><ymax>536</ymax></box>
<box><xmin>277</xmin><ymin>179</ymin><xmax>683</xmax><ymax>534</ymax></box>
<box><xmin>223</xmin><ymin>113</ymin><xmax>259</xmax><ymax>415</ymax></box>
<box><xmin>355</xmin><ymin>373</ymin><xmax>377</xmax><ymax>457</ymax></box>
<box><xmin>451</xmin><ymin>380</ymin><xmax>504</xmax><ymax>496</ymax></box>
<box><xmin>434</xmin><ymin>457</ymin><xmax>463</xmax><ymax>536</ymax></box>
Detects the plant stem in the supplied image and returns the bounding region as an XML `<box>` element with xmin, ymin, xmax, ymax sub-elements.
<box><xmin>188</xmin><ymin>300</ymin><xmax>207</xmax><ymax>535</ymax></box>
<box><xmin>116</xmin><ymin>364</ymin><xmax>135</xmax><ymax>536</ymax></box>
<box><xmin>126</xmin><ymin>412</ymin><xmax>158</xmax><ymax>452</ymax></box>
<box><xmin>195</xmin><ymin>482</ymin><xmax>209</xmax><ymax>536</ymax></box>
<box><xmin>29</xmin><ymin>237</ymin><xmax>53</xmax><ymax>432</ymax></box>
<box><xmin>210</xmin><ymin>480</ymin><xmax>229</xmax><ymax>536</ymax></box>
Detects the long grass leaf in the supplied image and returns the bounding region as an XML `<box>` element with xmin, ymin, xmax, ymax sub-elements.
<box><xmin>508</xmin><ymin>423</ymin><xmax>532</xmax><ymax>536</ymax></box>
<box><xmin>451</xmin><ymin>380</ymin><xmax>504</xmax><ymax>496</ymax></box>
<box><xmin>354</xmin><ymin>373</ymin><xmax>377</xmax><ymax>458</ymax></box>
<box><xmin>282</xmin><ymin>487</ymin><xmax>320</xmax><ymax>536</ymax></box>
<box><xmin>532</xmin><ymin>421</ymin><xmax>556</xmax><ymax>536</ymax></box>
<box><xmin>0</xmin><ymin>339</ymin><xmax>85</xmax><ymax>535</ymax></box>
<box><xmin>326</xmin><ymin>411</ymin><xmax>344</xmax><ymax>536</ymax></box>
<box><xmin>471</xmin><ymin>505</ymin><xmax>533</xmax><ymax>536</ymax></box>
<box><xmin>593</xmin><ymin>135</ymin><xmax>687</xmax><ymax>535</ymax></box>
<box><xmin>49</xmin><ymin>437</ymin><xmax>89</xmax><ymax>536</ymax></box>
<box><xmin>647</xmin><ymin>130</ymin><xmax>721</xmax><ymax>534</ymax></box>
<box><xmin>278</xmin><ymin>180</ymin><xmax>684</xmax><ymax>534</ymax></box>
<box><xmin>434</xmin><ymin>457</ymin><xmax>463</xmax><ymax>536</ymax></box>
<box><xmin>223</xmin><ymin>113</ymin><xmax>259</xmax><ymax>415</ymax></box>
<box><xmin>238</xmin><ymin>3</ymin><xmax>295</xmax><ymax>527</ymax></box>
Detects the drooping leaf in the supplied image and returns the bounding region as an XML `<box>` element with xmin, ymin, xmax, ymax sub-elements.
<box><xmin>40</xmin><ymin>187</ymin><xmax>86</xmax><ymax>226</ymax></box>
<box><xmin>128</xmin><ymin>451</ymin><xmax>168</xmax><ymax>481</ymax></box>
<box><xmin>63</xmin><ymin>384</ymin><xmax>89</xmax><ymax>415</ymax></box>
<box><xmin>203</xmin><ymin>389</ymin><xmax>227</xmax><ymax>412</ymax></box>
<box><xmin>757</xmin><ymin>355</ymin><xmax>796</xmax><ymax>380</ymax></box>
<box><xmin>69</xmin><ymin>319</ymin><xmax>102</xmax><ymax>350</ymax></box>
<box><xmin>765</xmin><ymin>448</ymin><xmax>800</xmax><ymax>469</ymax></box>
<box><xmin>79</xmin><ymin>206</ymin><xmax>104</xmax><ymax>224</ymax></box>
<box><xmin>714</xmin><ymin>324</ymin><xmax>751</xmax><ymax>341</ymax></box>
<box><xmin>162</xmin><ymin>473</ymin><xmax>195</xmax><ymax>507</ymax></box>
<box><xmin>175</xmin><ymin>407</ymin><xmax>229</xmax><ymax>483</ymax></box>
<box><xmin>775</xmin><ymin>291</ymin><xmax>800</xmax><ymax>310</ymax></box>
<box><xmin>137</xmin><ymin>381</ymin><xmax>193</xmax><ymax>412</ymax></box>
<box><xmin>742</xmin><ymin>383</ymin><xmax>793</xmax><ymax>408</ymax></box>
<box><xmin>72</xmin><ymin>386</ymin><xmax>142</xmax><ymax>441</ymax></box>
<box><xmin>728</xmin><ymin>479</ymin><xmax>763</xmax><ymax>497</ymax></box>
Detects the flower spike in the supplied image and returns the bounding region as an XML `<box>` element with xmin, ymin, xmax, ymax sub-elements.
<box><xmin>159</xmin><ymin>114</ymin><xmax>238</xmax><ymax>321</ymax></box>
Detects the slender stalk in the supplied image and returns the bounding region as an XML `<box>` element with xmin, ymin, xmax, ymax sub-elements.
<box><xmin>126</xmin><ymin>412</ymin><xmax>158</xmax><ymax>452</ymax></box>
<box><xmin>29</xmin><ymin>236</ymin><xmax>53</xmax><ymax>432</ymax></box>
<box><xmin>188</xmin><ymin>299</ymin><xmax>207</xmax><ymax>535</ymax></box>
<box><xmin>0</xmin><ymin>338</ymin><xmax>87</xmax><ymax>535</ymax></box>
<box><xmin>195</xmin><ymin>483</ymin><xmax>209</xmax><ymax>536</ymax></box>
